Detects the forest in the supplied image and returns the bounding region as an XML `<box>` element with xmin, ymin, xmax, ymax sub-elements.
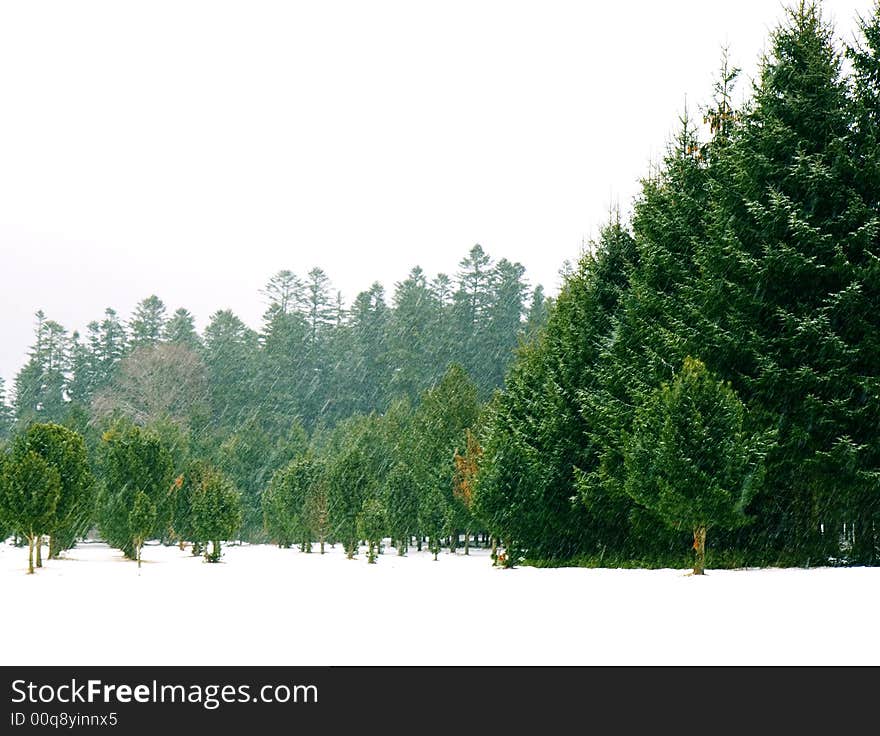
<box><xmin>1</xmin><ymin>1</ymin><xmax>879</xmax><ymax>574</ymax></box>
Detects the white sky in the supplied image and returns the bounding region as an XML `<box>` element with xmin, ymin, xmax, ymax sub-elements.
<box><xmin>0</xmin><ymin>0</ymin><xmax>874</xmax><ymax>391</ymax></box>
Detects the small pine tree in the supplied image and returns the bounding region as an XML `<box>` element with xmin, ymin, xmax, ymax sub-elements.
<box><xmin>357</xmin><ymin>497</ymin><xmax>386</xmax><ymax>564</ymax></box>
<box><xmin>0</xmin><ymin>451</ymin><xmax>61</xmax><ymax>574</ymax></box>
<box><xmin>97</xmin><ymin>422</ymin><xmax>174</xmax><ymax>559</ymax></box>
<box><xmin>419</xmin><ymin>485</ymin><xmax>446</xmax><ymax>561</ymax></box>
<box><xmin>129</xmin><ymin>491</ymin><xmax>157</xmax><ymax>569</ymax></box>
<box><xmin>385</xmin><ymin>463</ymin><xmax>418</xmax><ymax>556</ymax></box>
<box><xmin>623</xmin><ymin>357</ymin><xmax>772</xmax><ymax>574</ymax></box>
<box><xmin>191</xmin><ymin>468</ymin><xmax>242</xmax><ymax>563</ymax></box>
<box><xmin>15</xmin><ymin>423</ymin><xmax>94</xmax><ymax>559</ymax></box>
<box><xmin>304</xmin><ymin>476</ymin><xmax>330</xmax><ymax>554</ymax></box>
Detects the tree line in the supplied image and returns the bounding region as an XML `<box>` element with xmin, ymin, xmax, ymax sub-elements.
<box><xmin>0</xmin><ymin>363</ymin><xmax>491</xmax><ymax>573</ymax></box>
<box><xmin>0</xmin><ymin>244</ymin><xmax>540</xmax><ymax>569</ymax></box>
<box><xmin>474</xmin><ymin>1</ymin><xmax>880</xmax><ymax>570</ymax></box>
<box><xmin>3</xmin><ymin>1</ymin><xmax>878</xmax><ymax>575</ymax></box>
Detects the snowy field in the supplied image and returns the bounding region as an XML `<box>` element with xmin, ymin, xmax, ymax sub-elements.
<box><xmin>2</xmin><ymin>540</ymin><xmax>879</xmax><ymax>666</ymax></box>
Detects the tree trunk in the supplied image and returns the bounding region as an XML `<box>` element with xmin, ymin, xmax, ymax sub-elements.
<box><xmin>27</xmin><ymin>536</ymin><xmax>35</xmax><ymax>575</ymax></box>
<box><xmin>320</xmin><ymin>539</ymin><xmax>325</xmax><ymax>555</ymax></box>
<box><xmin>464</xmin><ymin>532</ymin><xmax>470</xmax><ymax>556</ymax></box>
<box><xmin>692</xmin><ymin>526</ymin><xmax>707</xmax><ymax>575</ymax></box>
<box><xmin>213</xmin><ymin>540</ymin><xmax>221</xmax><ymax>561</ymax></box>
<box><xmin>137</xmin><ymin>543</ymin><xmax>142</xmax><ymax>569</ymax></box>
<box><xmin>49</xmin><ymin>535</ymin><xmax>58</xmax><ymax>559</ymax></box>
<box><xmin>490</xmin><ymin>536</ymin><xmax>497</xmax><ymax>565</ymax></box>
<box><xmin>35</xmin><ymin>536</ymin><xmax>43</xmax><ymax>568</ymax></box>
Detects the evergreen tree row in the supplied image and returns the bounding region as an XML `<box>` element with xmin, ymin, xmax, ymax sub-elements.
<box><xmin>475</xmin><ymin>1</ymin><xmax>880</xmax><ymax>570</ymax></box>
<box><xmin>4</xmin><ymin>0</ymin><xmax>877</xmax><ymax>576</ymax></box>
<box><xmin>0</xmin><ymin>364</ymin><xmax>491</xmax><ymax>572</ymax></box>
<box><xmin>4</xmin><ymin>245</ymin><xmax>544</xmax><ymax>441</ymax></box>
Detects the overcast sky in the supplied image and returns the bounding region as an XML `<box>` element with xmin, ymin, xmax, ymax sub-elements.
<box><xmin>0</xmin><ymin>0</ymin><xmax>874</xmax><ymax>391</ymax></box>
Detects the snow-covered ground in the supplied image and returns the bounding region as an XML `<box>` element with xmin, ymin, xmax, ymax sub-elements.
<box><xmin>2</xmin><ymin>539</ymin><xmax>878</xmax><ymax>665</ymax></box>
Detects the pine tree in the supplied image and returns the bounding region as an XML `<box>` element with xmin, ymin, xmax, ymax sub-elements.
<box><xmin>389</xmin><ymin>267</ymin><xmax>444</xmax><ymax>400</ymax></box>
<box><xmin>97</xmin><ymin>421</ymin><xmax>174</xmax><ymax>559</ymax></box>
<box><xmin>14</xmin><ymin>311</ymin><xmax>70</xmax><ymax>425</ymax></box>
<box><xmin>345</xmin><ymin>282</ymin><xmax>390</xmax><ymax>415</ymax></box>
<box><xmin>846</xmin><ymin>2</ymin><xmax>880</xmax><ymax>563</ymax></box>
<box><xmin>453</xmin><ymin>429</ymin><xmax>482</xmax><ymax>554</ymax></box>
<box><xmin>164</xmin><ymin>308</ymin><xmax>202</xmax><ymax>351</ymax></box>
<box><xmin>385</xmin><ymin>462</ymin><xmax>419</xmax><ymax>555</ymax></box>
<box><xmin>96</xmin><ymin>308</ymin><xmax>128</xmax><ymax>387</ymax></box>
<box><xmin>419</xmin><ymin>484</ymin><xmax>446</xmax><ymax>561</ymax></box>
<box><xmin>623</xmin><ymin>357</ymin><xmax>772</xmax><ymax>574</ymax></box>
<box><xmin>129</xmin><ymin>295</ymin><xmax>167</xmax><ymax>350</ymax></box>
<box><xmin>217</xmin><ymin>418</ymin><xmax>306</xmax><ymax>541</ymax></box>
<box><xmin>481</xmin><ymin>259</ymin><xmax>528</xmax><ymax>393</ymax></box>
<box><xmin>523</xmin><ymin>285</ymin><xmax>549</xmax><ymax>342</ymax></box>
<box><xmin>357</xmin><ymin>497</ymin><xmax>386</xmax><ymax>563</ymax></box>
<box><xmin>303</xmin><ymin>467</ymin><xmax>330</xmax><ymax>554</ymax></box>
<box><xmin>261</xmin><ymin>270</ymin><xmax>305</xmax><ymax>319</ymax></box>
<box><xmin>0</xmin><ymin>378</ymin><xmax>12</xmax><ymax>440</ymax></box>
<box><xmin>0</xmin><ymin>449</ymin><xmax>60</xmax><ymax>573</ymax></box>
<box><xmin>582</xmin><ymin>117</ymin><xmax>712</xmax><ymax>559</ymax></box>
<box><xmin>452</xmin><ymin>245</ymin><xmax>495</xmax><ymax>388</ymax></box>
<box><xmin>191</xmin><ymin>467</ymin><xmax>242</xmax><ymax>562</ymax></box>
<box><xmin>15</xmin><ymin>423</ymin><xmax>94</xmax><ymax>558</ymax></box>
<box><xmin>262</xmin><ymin>455</ymin><xmax>318</xmax><ymax>550</ymax></box>
<box><xmin>129</xmin><ymin>490</ymin><xmax>157</xmax><ymax>569</ymax></box>
<box><xmin>323</xmin><ymin>414</ymin><xmax>384</xmax><ymax>559</ymax></box>
<box><xmin>477</xmin><ymin>220</ymin><xmax>639</xmax><ymax>561</ymax></box>
<box><xmin>410</xmin><ymin>364</ymin><xmax>480</xmax><ymax>555</ymax></box>
<box><xmin>695</xmin><ymin>2</ymin><xmax>878</xmax><ymax>563</ymax></box>
<box><xmin>203</xmin><ymin>310</ymin><xmax>259</xmax><ymax>429</ymax></box>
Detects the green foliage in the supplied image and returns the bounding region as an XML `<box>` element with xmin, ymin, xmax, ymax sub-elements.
<box><xmin>0</xmin><ymin>378</ymin><xmax>13</xmax><ymax>441</ymax></box>
<box><xmin>217</xmin><ymin>418</ymin><xmax>306</xmax><ymax>542</ymax></box>
<box><xmin>322</xmin><ymin>414</ymin><xmax>385</xmax><ymax>559</ymax></box>
<box><xmin>477</xmin><ymin>221</ymin><xmax>638</xmax><ymax>560</ymax></box>
<box><xmin>0</xmin><ymin>449</ymin><xmax>60</xmax><ymax>538</ymax></box>
<box><xmin>97</xmin><ymin>421</ymin><xmax>174</xmax><ymax>558</ymax></box>
<box><xmin>129</xmin><ymin>490</ymin><xmax>157</xmax><ymax>567</ymax></box>
<box><xmin>262</xmin><ymin>455</ymin><xmax>319</xmax><ymax>550</ymax></box>
<box><xmin>410</xmin><ymin>364</ymin><xmax>480</xmax><ymax>551</ymax></box>
<box><xmin>419</xmin><ymin>485</ymin><xmax>446</xmax><ymax>561</ymax></box>
<box><xmin>14</xmin><ymin>423</ymin><xmax>95</xmax><ymax>557</ymax></box>
<box><xmin>129</xmin><ymin>295</ymin><xmax>167</xmax><ymax>350</ymax></box>
<box><xmin>623</xmin><ymin>357</ymin><xmax>771</xmax><ymax>536</ymax></box>
<box><xmin>385</xmin><ymin>463</ymin><xmax>418</xmax><ymax>554</ymax></box>
<box><xmin>0</xmin><ymin>449</ymin><xmax>61</xmax><ymax>573</ymax></box>
<box><xmin>5</xmin><ymin>2</ymin><xmax>880</xmax><ymax>572</ymax></box>
<box><xmin>357</xmin><ymin>497</ymin><xmax>386</xmax><ymax>563</ymax></box>
<box><xmin>191</xmin><ymin>467</ymin><xmax>242</xmax><ymax>562</ymax></box>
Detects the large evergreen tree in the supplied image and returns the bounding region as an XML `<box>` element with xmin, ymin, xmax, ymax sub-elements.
<box><xmin>14</xmin><ymin>311</ymin><xmax>70</xmax><ymax>425</ymax></box>
<box><xmin>694</xmin><ymin>2</ymin><xmax>879</xmax><ymax>563</ymax></box>
<box><xmin>476</xmin><ymin>221</ymin><xmax>639</xmax><ymax>561</ymax></box>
